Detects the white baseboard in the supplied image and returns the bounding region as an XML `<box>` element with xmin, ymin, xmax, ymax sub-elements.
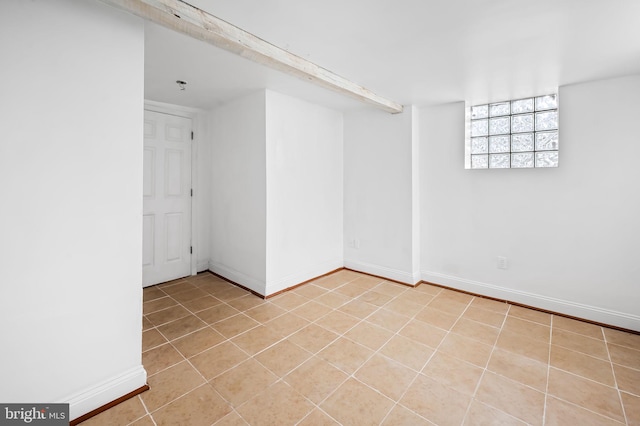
<box><xmin>209</xmin><ymin>261</ymin><xmax>266</xmax><ymax>296</ymax></box>
<box><xmin>196</xmin><ymin>260</ymin><xmax>210</xmax><ymax>273</ymax></box>
<box><xmin>421</xmin><ymin>270</ymin><xmax>640</xmax><ymax>331</ymax></box>
<box><xmin>64</xmin><ymin>365</ymin><xmax>147</xmax><ymax>421</ymax></box>
<box><xmin>265</xmin><ymin>258</ymin><xmax>344</xmax><ymax>296</ymax></box>
<box><xmin>345</xmin><ymin>259</ymin><xmax>420</xmax><ymax>285</ymax></box>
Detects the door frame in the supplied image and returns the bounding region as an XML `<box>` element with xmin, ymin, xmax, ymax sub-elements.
<box><xmin>144</xmin><ymin>100</ymin><xmax>201</xmax><ymax>278</ymax></box>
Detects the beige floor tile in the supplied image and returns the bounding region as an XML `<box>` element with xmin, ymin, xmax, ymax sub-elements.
<box><xmin>414</xmin><ymin>282</ymin><xmax>442</xmax><ymax>295</ymax></box>
<box><xmin>146</xmin><ymin>305</ymin><xmax>191</xmax><ymax>327</ymax></box>
<box><xmin>190</xmin><ymin>341</ymin><xmax>248</xmax><ymax>380</ymax></box>
<box><xmin>81</xmin><ymin>395</ymin><xmax>146</xmax><ymax>425</ymax></box>
<box><xmin>414</xmin><ymin>306</ymin><xmax>459</xmax><ymax>331</ymax></box>
<box><xmin>373</xmin><ymin>281</ymin><xmax>410</xmax><ymax>297</ymax></box>
<box><xmin>285</xmin><ymin>356</ymin><xmax>349</xmax><ymax>403</ymax></box>
<box><xmin>552</xmin><ymin>328</ymin><xmax>609</xmax><ymax>360</ymax></box>
<box><xmin>338</xmin><ymin>299</ymin><xmax>378</xmax><ymax>319</ymax></box>
<box><xmin>291</xmin><ymin>300</ymin><xmax>333</xmax><ymax>321</ymax></box>
<box><xmin>464</xmin><ymin>400</ymin><xmax>527</xmax><ymax>426</ymax></box>
<box><xmin>159</xmin><ymin>281</ymin><xmax>197</xmax><ymax>295</ymax></box>
<box><xmin>550</xmin><ymin>344</ymin><xmax>615</xmax><ymax>386</ymax></box>
<box><xmin>486</xmin><ymin>348</ymin><xmax>548</xmax><ymax>392</ymax></box>
<box><xmin>452</xmin><ymin>317</ymin><xmax>500</xmax><ymax>346</ymax></box>
<box><xmin>210</xmin><ymin>358</ymin><xmax>278</xmax><ymax>407</ymax></box>
<box><xmin>264</xmin><ymin>312</ymin><xmax>310</xmax><ymax>337</ymax></box>
<box><xmin>142</xmin><ymin>328</ymin><xmax>167</xmax><ymax>352</ymax></box>
<box><xmin>351</xmin><ymin>275</ymin><xmax>385</xmax><ymax>290</ymax></box>
<box><xmin>613</xmin><ymin>363</ymin><xmax>640</xmax><ymax>395</ymax></box>
<box><xmin>608</xmin><ymin>343</ymin><xmax>640</xmax><ymax>370</ymax></box>
<box><xmin>438</xmin><ymin>332</ymin><xmax>494</xmax><ymax>367</ymax></box>
<box><xmin>143</xmin><ymin>296</ymin><xmax>177</xmax><ymax>315</ymax></box>
<box><xmin>621</xmin><ymin>392</ymin><xmax>640</xmax><ymax>425</ymax></box>
<box><xmin>211</xmin><ymin>314</ymin><xmax>260</xmax><ymax>338</ymax></box>
<box><xmin>231</xmin><ymin>325</ymin><xmax>283</xmax><ymax>355</ymax></box>
<box><xmin>236</xmin><ymin>381</ymin><xmax>314</xmax><ymax>426</ymax></box>
<box><xmin>438</xmin><ymin>288</ymin><xmax>474</xmax><ymax>304</ymax></box>
<box><xmin>470</xmin><ymin>297</ymin><xmax>509</xmax><ymax>314</ymax></box>
<box><xmin>503</xmin><ymin>316</ymin><xmax>551</xmax><ymax>343</ymax></box>
<box><xmin>400</xmin><ymin>374</ymin><xmax>471</xmax><ymax>426</ymax></box>
<box><xmin>315</xmin><ymin>310</ymin><xmax>360</xmax><ymax>334</ymax></box>
<box><xmin>553</xmin><ymin>315</ymin><xmax>604</xmax><ymax>340</ymax></box>
<box><xmin>157</xmin><ymin>314</ymin><xmax>207</xmax><ymax>341</ymax></box>
<box><xmin>344</xmin><ymin>321</ymin><xmax>394</xmax><ymax>351</ymax></box>
<box><xmin>365</xmin><ymin>309</ymin><xmax>410</xmax><ymax>332</ymax></box>
<box><xmin>318</xmin><ymin>337</ymin><xmax>373</xmax><ymax>374</ymax></box>
<box><xmin>288</xmin><ymin>323</ymin><xmax>339</xmax><ymax>353</ymax></box>
<box><xmin>321</xmin><ymin>378</ymin><xmax>394</xmax><ymax>426</ymax></box>
<box><xmin>142</xmin><ymin>343</ymin><xmax>184</xmax><ymax>376</ymax></box>
<box><xmin>214</xmin><ymin>286</ymin><xmax>250</xmax><ymax>302</ymax></box>
<box><xmin>255</xmin><ymin>339</ymin><xmax>311</xmax><ymax>377</ymax></box>
<box><xmin>172</xmin><ymin>327</ymin><xmax>226</xmax><ymax>358</ymax></box>
<box><xmin>196</xmin><ymin>304</ymin><xmax>241</xmax><ymax>324</ymax></box>
<box><xmin>129</xmin><ymin>414</ymin><xmax>155</xmax><ymax>426</ymax></box>
<box><xmin>314</xmin><ymin>273</ymin><xmax>353</xmax><ymax>290</ymax></box>
<box><xmin>293</xmin><ymin>283</ymin><xmax>328</xmax><ymax>299</ymax></box>
<box><xmin>198</xmin><ymin>280</ymin><xmax>234</xmax><ymax>296</ymax></box>
<box><xmin>244</xmin><ymin>303</ymin><xmax>286</xmax><ymax>323</ymax></box>
<box><xmin>297</xmin><ymin>409</ymin><xmax>340</xmax><ymax>426</ymax></box>
<box><xmin>384</xmin><ymin>297</ymin><xmax>425</xmax><ymax>317</ymax></box>
<box><xmin>152</xmin><ymin>384</ymin><xmax>232</xmax><ymax>426</ymax></box>
<box><xmin>335</xmin><ymin>282</ymin><xmax>368</xmax><ymax>298</ymax></box>
<box><xmin>399</xmin><ymin>319</ymin><xmax>447</xmax><ymax>348</ymax></box>
<box><xmin>496</xmin><ymin>329</ymin><xmax>550</xmax><ymax>364</ymax></box>
<box><xmin>463</xmin><ymin>399</ymin><xmax>527</xmax><ymax>425</ymax></box>
<box><xmin>143</xmin><ymin>286</ymin><xmax>166</xmax><ymax>302</ymax></box>
<box><xmin>212</xmin><ymin>410</ymin><xmax>248</xmax><ymax>425</ymax></box>
<box><xmin>355</xmin><ymin>354</ymin><xmax>417</xmax><ymax>401</ymax></box>
<box><xmin>508</xmin><ymin>305</ymin><xmax>551</xmax><ymax>326</ymax></box>
<box><xmin>545</xmin><ymin>395</ymin><xmax>624</xmax><ymax>426</ymax></box>
<box><xmin>181</xmin><ymin>295</ymin><xmax>222</xmax><ymax>313</ymax></box>
<box><xmin>142</xmin><ymin>316</ymin><xmax>153</xmax><ymax>331</ymax></box>
<box><xmin>462</xmin><ymin>306</ymin><xmax>506</xmax><ymax>328</ymax></box>
<box><xmin>268</xmin><ymin>292</ymin><xmax>308</xmax><ymax>310</ymax></box>
<box><xmin>381</xmin><ymin>404</ymin><xmax>431</xmax><ymax>425</ymax></box>
<box><xmin>380</xmin><ymin>335</ymin><xmax>434</xmax><ymax>371</ymax></box>
<box><xmin>141</xmin><ymin>361</ymin><xmax>206</xmax><ymax>412</ymax></box>
<box><xmin>315</xmin><ymin>290</ymin><xmax>352</xmax><ymax>308</ymax></box>
<box><xmin>394</xmin><ymin>289</ymin><xmax>435</xmax><ymax>306</ymax></box>
<box><xmin>427</xmin><ymin>296</ymin><xmax>469</xmax><ymax>317</ymax></box>
<box><xmin>358</xmin><ymin>290</ymin><xmax>393</xmax><ymax>307</ymax></box>
<box><xmin>604</xmin><ymin>327</ymin><xmax>640</xmax><ymax>351</ymax></box>
<box><xmin>422</xmin><ymin>352</ymin><xmax>484</xmax><ymax>396</ymax></box>
<box><xmin>170</xmin><ymin>287</ymin><xmax>208</xmax><ymax>304</ymax></box>
<box><xmin>225</xmin><ymin>294</ymin><xmax>265</xmax><ymax>312</ymax></box>
<box><xmin>475</xmin><ymin>371</ymin><xmax>545</xmax><ymax>425</ymax></box>
<box><xmin>547</xmin><ymin>367</ymin><xmax>625</xmax><ymax>423</ymax></box>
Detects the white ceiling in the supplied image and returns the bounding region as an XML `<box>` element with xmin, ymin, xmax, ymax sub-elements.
<box><xmin>144</xmin><ymin>0</ymin><xmax>640</xmax><ymax>112</ymax></box>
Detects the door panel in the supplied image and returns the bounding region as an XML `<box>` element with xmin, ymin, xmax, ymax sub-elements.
<box><xmin>143</xmin><ymin>110</ymin><xmax>192</xmax><ymax>287</ymax></box>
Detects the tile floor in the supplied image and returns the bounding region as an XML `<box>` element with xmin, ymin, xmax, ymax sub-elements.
<box><xmin>83</xmin><ymin>270</ymin><xmax>640</xmax><ymax>425</ymax></box>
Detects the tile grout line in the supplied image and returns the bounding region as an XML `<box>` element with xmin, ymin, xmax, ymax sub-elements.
<box><xmin>604</xmin><ymin>327</ymin><xmax>629</xmax><ymax>425</ymax></box>
<box><xmin>542</xmin><ymin>314</ymin><xmax>553</xmax><ymax>425</ymax></box>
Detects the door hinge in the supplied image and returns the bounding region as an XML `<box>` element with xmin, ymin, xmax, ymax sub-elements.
<box><xmin>190</xmin><ymin>188</ymin><xmax>193</xmax><ymax>197</ymax></box>
<box><xmin>191</xmin><ymin>131</ymin><xmax>194</xmax><ymax>140</ymax></box>
<box><xmin>190</xmin><ymin>246</ymin><xmax>193</xmax><ymax>254</ymax></box>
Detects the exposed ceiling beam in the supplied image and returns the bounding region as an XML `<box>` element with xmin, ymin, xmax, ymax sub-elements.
<box><xmin>99</xmin><ymin>0</ymin><xmax>404</xmax><ymax>114</ymax></box>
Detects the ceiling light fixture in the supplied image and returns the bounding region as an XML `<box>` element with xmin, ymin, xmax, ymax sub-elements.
<box><xmin>176</xmin><ymin>80</ymin><xmax>187</xmax><ymax>90</ymax></box>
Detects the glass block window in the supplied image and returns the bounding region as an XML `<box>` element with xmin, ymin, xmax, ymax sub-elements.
<box><xmin>467</xmin><ymin>94</ymin><xmax>558</xmax><ymax>169</ymax></box>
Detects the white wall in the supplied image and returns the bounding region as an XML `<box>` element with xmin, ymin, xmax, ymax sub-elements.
<box><xmin>265</xmin><ymin>91</ymin><xmax>343</xmax><ymax>294</ymax></box>
<box><xmin>210</xmin><ymin>91</ymin><xmax>267</xmax><ymax>294</ymax></box>
<box><xmin>0</xmin><ymin>0</ymin><xmax>146</xmax><ymax>419</ymax></box>
<box><xmin>420</xmin><ymin>75</ymin><xmax>640</xmax><ymax>330</ymax></box>
<box><xmin>343</xmin><ymin>108</ymin><xmax>420</xmax><ymax>284</ymax></box>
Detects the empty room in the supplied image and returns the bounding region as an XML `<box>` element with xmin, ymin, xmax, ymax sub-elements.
<box><xmin>1</xmin><ymin>0</ymin><xmax>639</xmax><ymax>425</ymax></box>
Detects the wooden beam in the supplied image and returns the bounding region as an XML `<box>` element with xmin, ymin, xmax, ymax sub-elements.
<box><xmin>99</xmin><ymin>0</ymin><xmax>404</xmax><ymax>114</ymax></box>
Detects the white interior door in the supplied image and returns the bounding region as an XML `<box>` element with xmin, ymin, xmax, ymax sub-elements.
<box><xmin>143</xmin><ymin>110</ymin><xmax>192</xmax><ymax>287</ymax></box>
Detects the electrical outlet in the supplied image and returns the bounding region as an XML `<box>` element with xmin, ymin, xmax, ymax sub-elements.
<box><xmin>497</xmin><ymin>256</ymin><xmax>508</xmax><ymax>269</ymax></box>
